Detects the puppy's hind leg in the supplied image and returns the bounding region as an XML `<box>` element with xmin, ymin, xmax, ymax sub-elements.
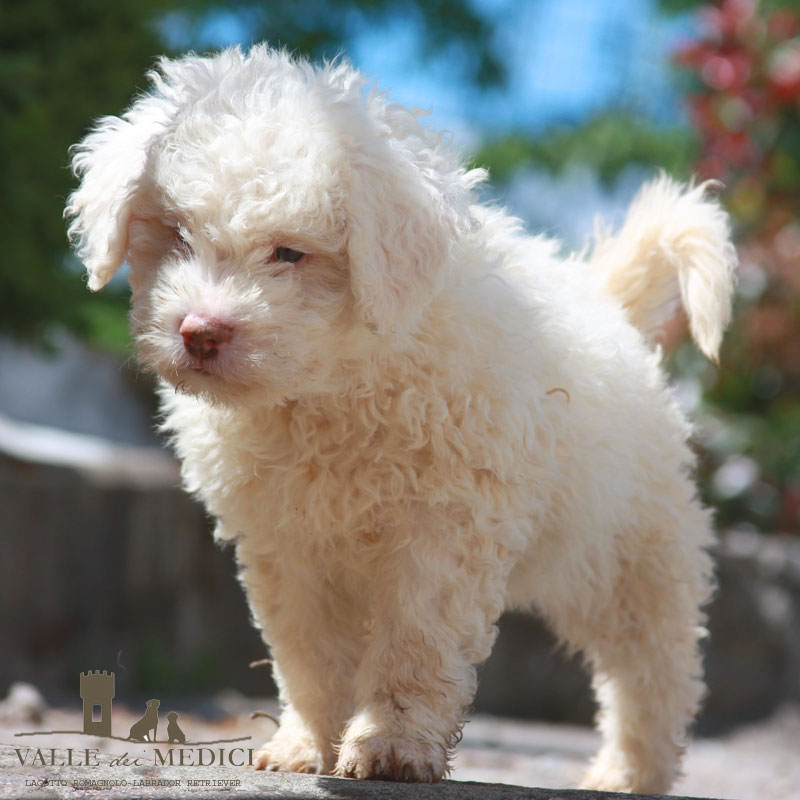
<box><xmin>555</xmin><ymin>503</ymin><xmax>714</xmax><ymax>794</ymax></box>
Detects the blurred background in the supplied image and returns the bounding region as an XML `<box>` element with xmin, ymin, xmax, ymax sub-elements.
<box><xmin>2</xmin><ymin>0</ymin><xmax>799</xmax><ymax>749</ymax></box>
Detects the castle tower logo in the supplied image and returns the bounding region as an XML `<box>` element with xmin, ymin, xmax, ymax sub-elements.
<box><xmin>79</xmin><ymin>670</ymin><xmax>115</xmax><ymax>737</ymax></box>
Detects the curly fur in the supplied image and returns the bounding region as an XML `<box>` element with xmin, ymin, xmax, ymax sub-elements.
<box><xmin>66</xmin><ymin>45</ymin><xmax>738</xmax><ymax>793</ymax></box>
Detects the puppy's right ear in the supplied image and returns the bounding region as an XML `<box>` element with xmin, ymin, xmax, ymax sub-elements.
<box><xmin>66</xmin><ymin>77</ymin><xmax>178</xmax><ymax>290</ymax></box>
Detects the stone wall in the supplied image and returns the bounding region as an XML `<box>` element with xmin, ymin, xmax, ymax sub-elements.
<box><xmin>0</xmin><ymin>452</ymin><xmax>269</xmax><ymax>702</ymax></box>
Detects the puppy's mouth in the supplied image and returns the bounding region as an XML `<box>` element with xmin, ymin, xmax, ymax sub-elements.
<box><xmin>166</xmin><ymin>359</ymin><xmax>283</xmax><ymax>409</ymax></box>
<box><xmin>147</xmin><ymin>344</ymin><xmax>233</xmax><ymax>389</ymax></box>
<box><xmin>171</xmin><ymin>348</ymin><xmax>226</xmax><ymax>379</ymax></box>
<box><xmin>187</xmin><ymin>361</ymin><xmax>217</xmax><ymax>376</ymax></box>
<box><xmin>169</xmin><ymin>365</ymin><xmax>244</xmax><ymax>403</ymax></box>
<box><xmin>178</xmin><ymin>356</ymin><xmax>234</xmax><ymax>386</ymax></box>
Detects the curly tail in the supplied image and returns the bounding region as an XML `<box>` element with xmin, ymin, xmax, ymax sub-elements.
<box><xmin>590</xmin><ymin>175</ymin><xmax>738</xmax><ymax>361</ymax></box>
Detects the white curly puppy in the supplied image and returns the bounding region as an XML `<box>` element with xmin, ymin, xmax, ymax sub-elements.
<box><xmin>66</xmin><ymin>45</ymin><xmax>737</xmax><ymax>793</ymax></box>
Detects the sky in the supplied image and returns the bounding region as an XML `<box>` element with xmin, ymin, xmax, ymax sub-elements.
<box><xmin>351</xmin><ymin>0</ymin><xmax>691</xmax><ymax>140</ymax></box>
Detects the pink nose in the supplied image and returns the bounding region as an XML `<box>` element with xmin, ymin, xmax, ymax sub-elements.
<box><xmin>179</xmin><ymin>314</ymin><xmax>232</xmax><ymax>359</ymax></box>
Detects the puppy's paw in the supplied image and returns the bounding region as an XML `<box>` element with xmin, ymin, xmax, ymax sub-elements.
<box><xmin>335</xmin><ymin>735</ymin><xmax>447</xmax><ymax>782</ymax></box>
<box><xmin>580</xmin><ymin>765</ymin><xmax>633</xmax><ymax>793</ymax></box>
<box><xmin>580</xmin><ymin>756</ymin><xmax>671</xmax><ymax>795</ymax></box>
<box><xmin>253</xmin><ymin>734</ymin><xmax>331</xmax><ymax>775</ymax></box>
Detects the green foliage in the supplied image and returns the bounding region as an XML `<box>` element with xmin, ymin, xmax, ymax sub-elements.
<box><xmin>0</xmin><ymin>0</ymin><xmax>181</xmax><ymax>348</ymax></box>
<box><xmin>473</xmin><ymin>114</ymin><xmax>696</xmax><ymax>185</ymax></box>
<box><xmin>658</xmin><ymin>0</ymin><xmax>709</xmax><ymax>13</ymax></box>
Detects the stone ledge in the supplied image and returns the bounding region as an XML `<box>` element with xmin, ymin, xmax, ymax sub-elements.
<box><xmin>0</xmin><ymin>751</ymin><xmax>722</xmax><ymax>800</ymax></box>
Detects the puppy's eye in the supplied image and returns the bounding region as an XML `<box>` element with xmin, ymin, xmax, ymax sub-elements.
<box><xmin>274</xmin><ymin>246</ymin><xmax>305</xmax><ymax>264</ymax></box>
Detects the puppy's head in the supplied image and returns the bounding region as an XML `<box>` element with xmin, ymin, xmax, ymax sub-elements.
<box><xmin>66</xmin><ymin>45</ymin><xmax>482</xmax><ymax>406</ymax></box>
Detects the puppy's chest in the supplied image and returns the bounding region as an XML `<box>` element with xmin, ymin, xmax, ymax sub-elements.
<box><xmin>194</xmin><ymin>395</ymin><xmax>515</xmax><ymax>547</ymax></box>
<box><xmin>254</xmin><ymin>411</ymin><xmax>446</xmax><ymax>529</ymax></box>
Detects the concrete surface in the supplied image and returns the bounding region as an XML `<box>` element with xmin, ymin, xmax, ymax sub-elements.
<box><xmin>1</xmin><ymin>695</ymin><xmax>799</xmax><ymax>800</ymax></box>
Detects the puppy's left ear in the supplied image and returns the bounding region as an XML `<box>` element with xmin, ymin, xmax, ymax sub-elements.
<box><xmin>66</xmin><ymin>112</ymin><xmax>158</xmax><ymax>290</ymax></box>
<box><xmin>66</xmin><ymin>57</ymin><xmax>185</xmax><ymax>291</ymax></box>
<box><xmin>342</xmin><ymin>106</ymin><xmax>482</xmax><ymax>333</ymax></box>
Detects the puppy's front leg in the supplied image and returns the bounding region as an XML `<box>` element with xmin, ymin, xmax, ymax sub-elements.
<box><xmin>336</xmin><ymin>540</ymin><xmax>501</xmax><ymax>782</ymax></box>
<box><xmin>237</xmin><ymin>546</ymin><xmax>362</xmax><ymax>774</ymax></box>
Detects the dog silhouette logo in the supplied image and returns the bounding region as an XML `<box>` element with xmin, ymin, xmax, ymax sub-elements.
<box><xmin>127</xmin><ymin>699</ymin><xmax>160</xmax><ymax>742</ymax></box>
<box><xmin>166</xmin><ymin>711</ymin><xmax>186</xmax><ymax>744</ymax></box>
